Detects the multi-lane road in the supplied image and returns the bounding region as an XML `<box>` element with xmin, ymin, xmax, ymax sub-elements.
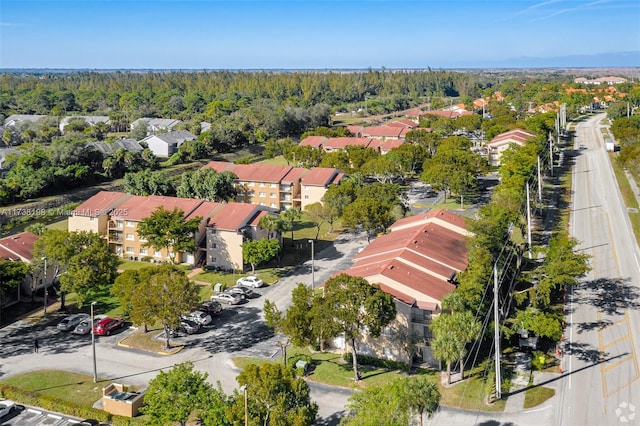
<box><xmin>556</xmin><ymin>113</ymin><xmax>640</xmax><ymax>425</ymax></box>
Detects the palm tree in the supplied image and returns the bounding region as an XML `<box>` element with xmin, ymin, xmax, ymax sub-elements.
<box><xmin>281</xmin><ymin>207</ymin><xmax>301</xmax><ymax>245</ymax></box>
<box><xmin>404</xmin><ymin>377</ymin><xmax>441</xmax><ymax>426</ymax></box>
<box><xmin>258</xmin><ymin>214</ymin><xmax>282</xmax><ymax>240</ymax></box>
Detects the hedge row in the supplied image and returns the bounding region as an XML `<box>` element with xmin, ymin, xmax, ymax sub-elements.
<box><xmin>342</xmin><ymin>352</ymin><xmax>409</xmax><ymax>371</ymax></box>
<box><xmin>0</xmin><ymin>383</ymin><xmax>140</xmax><ymax>426</ymax></box>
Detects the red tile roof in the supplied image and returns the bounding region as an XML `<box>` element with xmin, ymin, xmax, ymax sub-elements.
<box><xmin>389</xmin><ymin>209</ymin><xmax>468</xmax><ymax>232</ymax></box>
<box><xmin>201</xmin><ymin>161</ymin><xmax>236</xmax><ymax>173</ymax></box>
<box><xmin>346</xmin><ymin>125</ymin><xmax>364</xmax><ymax>136</ymax></box>
<box><xmin>338</xmin><ymin>210</ymin><xmax>469</xmax><ymax>305</ymax></box>
<box><xmin>72</xmin><ymin>191</ymin><xmax>130</xmax><ymax>217</ymax></box>
<box><xmin>301</xmin><ymin>168</ymin><xmax>341</xmax><ymax>186</ymax></box>
<box><xmin>231</xmin><ymin>164</ymin><xmax>294</xmax><ymax>183</ymax></box>
<box><xmin>208</xmin><ymin>203</ymin><xmax>259</xmax><ymax>231</ymax></box>
<box><xmin>0</xmin><ymin>232</ymin><xmax>39</xmax><ymax>261</ymax></box>
<box><xmin>488</xmin><ymin>129</ymin><xmax>536</xmax><ymax>148</ymax></box>
<box><xmin>361</xmin><ymin>126</ymin><xmax>405</xmax><ymax>138</ymax></box>
<box><xmin>405</xmin><ymin>108</ymin><xmax>423</xmax><ymax>117</ymax></box>
<box><xmin>249</xmin><ymin>210</ymin><xmax>269</xmax><ymax>227</ymax></box>
<box><xmin>282</xmin><ymin>167</ymin><xmax>307</xmax><ymax>184</ymax></box>
<box><xmin>186</xmin><ymin>201</ymin><xmax>221</xmax><ymax>221</ymax></box>
<box><xmin>380</xmin><ymin>139</ymin><xmax>405</xmax><ymax>152</ymax></box>
<box><xmin>299</xmin><ymin>136</ymin><xmax>327</xmax><ymax>148</ymax></box>
<box><xmin>323</xmin><ymin>137</ymin><xmax>374</xmax><ymax>150</ymax></box>
<box><xmin>114</xmin><ymin>195</ymin><xmax>203</xmax><ymax>221</ymax></box>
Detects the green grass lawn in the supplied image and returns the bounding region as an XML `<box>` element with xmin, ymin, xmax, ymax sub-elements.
<box><xmin>609</xmin><ymin>152</ymin><xmax>640</xmax><ymax>243</ymax></box>
<box><xmin>1</xmin><ymin>370</ymin><xmax>105</xmax><ymax>407</ymax></box>
<box><xmin>257</xmin><ymin>155</ymin><xmax>290</xmax><ymax>166</ymax></box>
<box><xmin>523</xmin><ymin>386</ymin><xmax>555</xmax><ymax>408</ymax></box>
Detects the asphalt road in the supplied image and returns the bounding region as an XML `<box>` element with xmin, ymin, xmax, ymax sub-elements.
<box><xmin>556</xmin><ymin>113</ymin><xmax>640</xmax><ymax>425</ymax></box>
<box><xmin>0</xmin><ymin>231</ymin><xmax>370</xmax><ymax>425</ymax></box>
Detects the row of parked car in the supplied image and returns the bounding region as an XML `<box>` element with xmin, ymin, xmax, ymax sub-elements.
<box><xmin>55</xmin><ymin>276</ymin><xmax>264</xmax><ymax>337</ymax></box>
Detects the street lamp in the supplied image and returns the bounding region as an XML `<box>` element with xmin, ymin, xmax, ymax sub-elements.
<box><xmin>308</xmin><ymin>239</ymin><xmax>315</xmax><ymax>290</ymax></box>
<box><xmin>239</xmin><ymin>385</ymin><xmax>248</xmax><ymax>426</ymax></box>
<box><xmin>91</xmin><ymin>301</ymin><xmax>98</xmax><ymax>383</ymax></box>
<box><xmin>42</xmin><ymin>257</ymin><xmax>48</xmax><ymax>317</ymax></box>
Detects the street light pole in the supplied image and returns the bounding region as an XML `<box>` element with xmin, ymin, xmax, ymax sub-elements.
<box><xmin>42</xmin><ymin>257</ymin><xmax>47</xmax><ymax>317</ymax></box>
<box><xmin>308</xmin><ymin>239</ymin><xmax>315</xmax><ymax>290</ymax></box>
<box><xmin>91</xmin><ymin>301</ymin><xmax>98</xmax><ymax>383</ymax></box>
<box><xmin>240</xmin><ymin>385</ymin><xmax>248</xmax><ymax>426</ymax></box>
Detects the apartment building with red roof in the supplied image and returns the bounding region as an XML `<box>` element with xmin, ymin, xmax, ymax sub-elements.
<box><xmin>300</xmin><ymin>168</ymin><xmax>344</xmax><ymax>209</ymax></box>
<box><xmin>0</xmin><ymin>232</ymin><xmax>40</xmax><ymax>303</ymax></box>
<box><xmin>487</xmin><ymin>129</ymin><xmax>537</xmax><ymax>166</ymax></box>
<box><xmin>331</xmin><ymin>209</ymin><xmax>470</xmax><ymax>365</ymax></box>
<box><xmin>201</xmin><ymin>161</ymin><xmax>343</xmax><ymax>210</ymax></box>
<box><xmin>69</xmin><ymin>191</ymin><xmax>276</xmax><ymax>271</ymax></box>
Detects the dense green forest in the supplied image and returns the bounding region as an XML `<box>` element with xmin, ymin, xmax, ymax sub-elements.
<box><xmin>0</xmin><ymin>70</ymin><xmax>638</xmax><ymax>206</ymax></box>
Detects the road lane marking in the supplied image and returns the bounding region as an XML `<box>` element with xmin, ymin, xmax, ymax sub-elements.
<box><xmin>602</xmin><ymin>355</ymin><xmax>634</xmax><ymax>372</ymax></box>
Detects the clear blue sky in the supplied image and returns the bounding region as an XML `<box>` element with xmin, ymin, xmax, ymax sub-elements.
<box><xmin>1</xmin><ymin>0</ymin><xmax>639</xmax><ymax>69</ymax></box>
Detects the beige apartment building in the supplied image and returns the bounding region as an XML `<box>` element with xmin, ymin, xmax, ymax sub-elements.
<box><xmin>333</xmin><ymin>209</ymin><xmax>471</xmax><ymax>366</ymax></box>
<box><xmin>69</xmin><ymin>191</ymin><xmax>277</xmax><ymax>270</ymax></box>
<box><xmin>201</xmin><ymin>161</ymin><xmax>343</xmax><ymax>210</ymax></box>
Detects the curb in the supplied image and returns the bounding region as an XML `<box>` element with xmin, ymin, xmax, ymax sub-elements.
<box><xmin>117</xmin><ymin>339</ymin><xmax>184</xmax><ymax>356</ymax></box>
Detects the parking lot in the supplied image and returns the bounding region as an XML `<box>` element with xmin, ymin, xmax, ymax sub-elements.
<box><xmin>0</xmin><ymin>405</ymin><xmax>94</xmax><ymax>426</ymax></box>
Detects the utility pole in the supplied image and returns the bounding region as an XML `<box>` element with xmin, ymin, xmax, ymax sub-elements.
<box><xmin>549</xmin><ymin>132</ymin><xmax>554</xmax><ymax>177</ymax></box>
<box><xmin>537</xmin><ymin>155</ymin><xmax>543</xmax><ymax>211</ymax></box>
<box><xmin>526</xmin><ymin>183</ymin><xmax>532</xmax><ymax>259</ymax></box>
<box><xmin>494</xmin><ymin>263</ymin><xmax>502</xmax><ymax>400</ymax></box>
<box><xmin>42</xmin><ymin>257</ymin><xmax>48</xmax><ymax>318</ymax></box>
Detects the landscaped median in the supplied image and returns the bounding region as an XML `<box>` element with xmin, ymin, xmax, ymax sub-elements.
<box><xmin>0</xmin><ymin>370</ymin><xmax>145</xmax><ymax>425</ymax></box>
<box><xmin>231</xmin><ymin>346</ymin><xmax>559</xmax><ymax>412</ymax></box>
<box><xmin>117</xmin><ymin>326</ymin><xmax>184</xmax><ymax>355</ymax></box>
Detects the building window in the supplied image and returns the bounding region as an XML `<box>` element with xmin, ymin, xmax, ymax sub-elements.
<box><xmin>126</xmin><ymin>220</ymin><xmax>134</xmax><ymax>227</ymax></box>
<box><xmin>139</xmin><ymin>236</ymin><xmax>147</xmax><ymax>242</ymax></box>
<box><xmin>259</xmin><ymin>192</ymin><xmax>266</xmax><ymax>197</ymax></box>
<box><xmin>89</xmin><ymin>217</ymin><xmax>95</xmax><ymax>222</ymax></box>
<box><xmin>248</xmin><ymin>182</ymin><xmax>255</xmax><ymax>187</ymax></box>
<box><xmin>303</xmin><ymin>185</ymin><xmax>309</xmax><ymax>190</ymax></box>
<box><xmin>270</xmin><ymin>183</ymin><xmax>277</xmax><ymax>188</ymax></box>
<box><xmin>126</xmin><ymin>247</ymin><xmax>134</xmax><ymax>254</ymax></box>
<box><xmin>154</xmin><ymin>250</ymin><xmax>162</xmax><ymax>257</ymax></box>
<box><xmin>270</xmin><ymin>193</ymin><xmax>276</xmax><ymax>198</ymax></box>
<box><xmin>260</xmin><ymin>202</ymin><xmax>266</xmax><ymax>206</ymax></box>
<box><xmin>116</xmin><ymin>220</ymin><xmax>123</xmax><ymax>228</ymax></box>
<box><xmin>212</xmin><ymin>243</ymin><xmax>217</xmax><ymax>248</ymax></box>
<box><xmin>259</xmin><ymin>182</ymin><xmax>266</xmax><ymax>187</ymax></box>
<box><xmin>126</xmin><ymin>233</ymin><xmax>134</xmax><ymax>241</ymax></box>
<box><xmin>140</xmin><ymin>248</ymin><xmax>148</xmax><ymax>255</ymax></box>
<box><xmin>304</xmin><ymin>195</ymin><xmax>309</xmax><ymax>199</ymax></box>
<box><xmin>270</xmin><ymin>203</ymin><xmax>277</xmax><ymax>208</ymax></box>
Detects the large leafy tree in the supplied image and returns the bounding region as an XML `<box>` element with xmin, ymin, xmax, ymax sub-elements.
<box><xmin>111</xmin><ymin>268</ymin><xmax>156</xmax><ymax>332</ymax></box>
<box><xmin>176</xmin><ymin>169</ymin><xmax>238</xmax><ymax>202</ymax></box>
<box><xmin>137</xmin><ymin>206</ymin><xmax>202</xmax><ymax>264</ymax></box>
<box><xmin>0</xmin><ymin>260</ymin><xmax>28</xmax><ymax>325</ymax></box>
<box><xmin>31</xmin><ymin>230</ymin><xmax>119</xmax><ymax>307</ymax></box>
<box><xmin>421</xmin><ymin>136</ymin><xmax>484</xmax><ymax>204</ymax></box>
<box><xmin>343</xmin><ymin>376</ymin><xmax>440</xmax><ymax>426</ymax></box>
<box><xmin>230</xmin><ymin>363</ymin><xmax>318</xmax><ymax>426</ymax></box>
<box><xmin>242</xmin><ymin>238</ymin><xmax>281</xmax><ymax>274</ymax></box>
<box><xmin>341</xmin><ymin>197</ymin><xmax>393</xmax><ymax>242</ymax></box>
<box><xmin>151</xmin><ymin>265</ymin><xmax>200</xmax><ymax>348</ymax></box>
<box><xmin>264</xmin><ymin>284</ymin><xmax>317</xmax><ymax>364</ymax></box>
<box><xmin>124</xmin><ymin>169</ymin><xmax>173</xmax><ymax>196</ymax></box>
<box><xmin>142</xmin><ymin>362</ymin><xmax>228</xmax><ymax>426</ymax></box>
<box><xmin>321</xmin><ymin>274</ymin><xmax>396</xmax><ymax>381</ymax></box>
<box><xmin>532</xmin><ymin>230</ymin><xmax>590</xmax><ymax>306</ymax></box>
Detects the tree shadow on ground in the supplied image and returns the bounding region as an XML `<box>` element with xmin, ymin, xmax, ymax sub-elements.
<box><xmin>575</xmin><ymin>319</ymin><xmax>613</xmax><ymax>334</ymax></box>
<box><xmin>191</xmin><ymin>306</ymin><xmax>275</xmax><ymax>354</ymax></box>
<box><xmin>576</xmin><ymin>277</ymin><xmax>640</xmax><ymax>315</ymax></box>
<box><xmin>314</xmin><ymin>410</ymin><xmax>348</xmax><ymax>426</ymax></box>
<box><xmin>562</xmin><ymin>340</ymin><xmax>608</xmax><ymax>363</ymax></box>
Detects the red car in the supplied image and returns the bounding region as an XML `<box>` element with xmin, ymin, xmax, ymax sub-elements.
<box><xmin>93</xmin><ymin>317</ymin><xmax>125</xmax><ymax>336</ymax></box>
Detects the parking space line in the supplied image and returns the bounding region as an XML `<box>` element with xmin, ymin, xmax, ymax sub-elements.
<box><xmin>602</xmin><ymin>334</ymin><xmax>631</xmax><ymax>350</ymax></box>
<box><xmin>602</xmin><ymin>354</ymin><xmax>633</xmax><ymax>372</ymax></box>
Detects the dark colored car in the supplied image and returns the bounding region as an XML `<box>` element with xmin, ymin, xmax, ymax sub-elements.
<box><xmin>93</xmin><ymin>317</ymin><xmax>125</xmax><ymax>336</ymax></box>
<box><xmin>199</xmin><ymin>301</ymin><xmax>223</xmax><ymax>316</ymax></box>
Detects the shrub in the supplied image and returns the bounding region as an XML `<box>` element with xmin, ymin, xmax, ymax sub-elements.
<box><xmin>342</xmin><ymin>353</ymin><xmax>408</xmax><ymax>371</ymax></box>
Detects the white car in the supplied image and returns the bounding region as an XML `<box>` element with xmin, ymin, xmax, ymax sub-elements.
<box><xmin>236</xmin><ymin>276</ymin><xmax>263</xmax><ymax>288</ymax></box>
<box><xmin>57</xmin><ymin>313</ymin><xmax>90</xmax><ymax>331</ymax></box>
<box><xmin>0</xmin><ymin>400</ymin><xmax>17</xmax><ymax>418</ymax></box>
<box><xmin>211</xmin><ymin>292</ymin><xmax>242</xmax><ymax>305</ymax></box>
<box><xmin>185</xmin><ymin>310</ymin><xmax>212</xmax><ymax>326</ymax></box>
